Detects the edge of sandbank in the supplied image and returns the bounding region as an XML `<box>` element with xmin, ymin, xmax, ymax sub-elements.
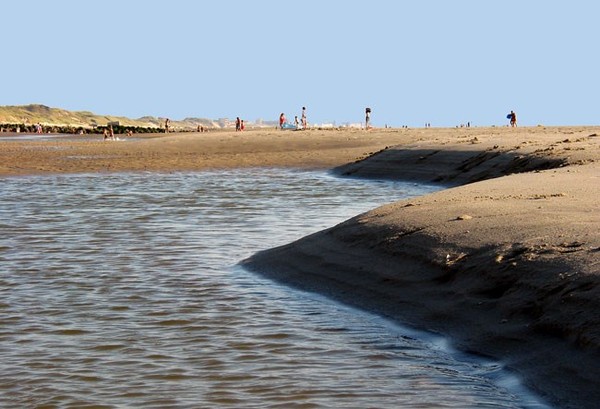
<box><xmin>241</xmin><ymin>137</ymin><xmax>600</xmax><ymax>409</ymax></box>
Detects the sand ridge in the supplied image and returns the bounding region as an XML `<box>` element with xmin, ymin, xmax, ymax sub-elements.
<box><xmin>240</xmin><ymin>126</ymin><xmax>599</xmax><ymax>409</ymax></box>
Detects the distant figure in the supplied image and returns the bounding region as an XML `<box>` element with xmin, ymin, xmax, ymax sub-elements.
<box><xmin>241</xmin><ymin>120</ymin><xmax>245</xmax><ymax>131</ymax></box>
<box><xmin>365</xmin><ymin>107</ymin><xmax>371</xmax><ymax>129</ymax></box>
<box><xmin>294</xmin><ymin>115</ymin><xmax>299</xmax><ymax>129</ymax></box>
<box><xmin>165</xmin><ymin>118</ymin><xmax>170</xmax><ymax>133</ymax></box>
<box><xmin>109</xmin><ymin>125</ymin><xmax>115</xmax><ymax>140</ymax></box>
<box><xmin>235</xmin><ymin>117</ymin><xmax>241</xmax><ymax>132</ymax></box>
<box><xmin>103</xmin><ymin>129</ymin><xmax>109</xmax><ymax>140</ymax></box>
<box><xmin>509</xmin><ymin>110</ymin><xmax>517</xmax><ymax>127</ymax></box>
<box><xmin>279</xmin><ymin>113</ymin><xmax>286</xmax><ymax>129</ymax></box>
<box><xmin>301</xmin><ymin>106</ymin><xmax>307</xmax><ymax>130</ymax></box>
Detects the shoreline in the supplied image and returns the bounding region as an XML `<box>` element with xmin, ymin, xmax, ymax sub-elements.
<box><xmin>3</xmin><ymin>126</ymin><xmax>599</xmax><ymax>407</ymax></box>
<box><xmin>240</xmin><ymin>128</ymin><xmax>599</xmax><ymax>408</ymax></box>
<box><xmin>0</xmin><ymin>128</ymin><xmax>410</xmax><ymax>177</ymax></box>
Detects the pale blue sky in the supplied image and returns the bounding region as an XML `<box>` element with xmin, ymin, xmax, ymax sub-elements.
<box><xmin>2</xmin><ymin>0</ymin><xmax>598</xmax><ymax>127</ymax></box>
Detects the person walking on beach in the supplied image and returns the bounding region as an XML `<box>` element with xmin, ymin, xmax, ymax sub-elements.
<box><xmin>365</xmin><ymin>107</ymin><xmax>371</xmax><ymax>130</ymax></box>
<box><xmin>294</xmin><ymin>115</ymin><xmax>299</xmax><ymax>129</ymax></box>
<box><xmin>235</xmin><ymin>117</ymin><xmax>241</xmax><ymax>132</ymax></box>
<box><xmin>240</xmin><ymin>120</ymin><xmax>245</xmax><ymax>131</ymax></box>
<box><xmin>509</xmin><ymin>110</ymin><xmax>517</xmax><ymax>127</ymax></box>
<box><xmin>279</xmin><ymin>113</ymin><xmax>286</xmax><ymax>129</ymax></box>
<box><xmin>165</xmin><ymin>118</ymin><xmax>170</xmax><ymax>133</ymax></box>
<box><xmin>301</xmin><ymin>106</ymin><xmax>307</xmax><ymax>130</ymax></box>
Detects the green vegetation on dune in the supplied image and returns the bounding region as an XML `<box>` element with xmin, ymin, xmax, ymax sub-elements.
<box><xmin>0</xmin><ymin>104</ymin><xmax>151</xmax><ymax>128</ymax></box>
<box><xmin>0</xmin><ymin>104</ymin><xmax>218</xmax><ymax>131</ymax></box>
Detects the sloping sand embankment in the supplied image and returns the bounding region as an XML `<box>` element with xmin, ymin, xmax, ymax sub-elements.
<box><xmin>242</xmin><ymin>130</ymin><xmax>600</xmax><ymax>409</ymax></box>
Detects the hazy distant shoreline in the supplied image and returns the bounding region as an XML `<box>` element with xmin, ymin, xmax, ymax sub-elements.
<box><xmin>0</xmin><ymin>104</ymin><xmax>276</xmax><ymax>133</ymax></box>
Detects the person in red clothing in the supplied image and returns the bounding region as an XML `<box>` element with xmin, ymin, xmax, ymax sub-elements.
<box><xmin>279</xmin><ymin>113</ymin><xmax>286</xmax><ymax>129</ymax></box>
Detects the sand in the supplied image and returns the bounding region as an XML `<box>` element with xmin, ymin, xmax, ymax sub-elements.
<box><xmin>0</xmin><ymin>129</ymin><xmax>411</xmax><ymax>176</ymax></box>
<box><xmin>2</xmin><ymin>126</ymin><xmax>599</xmax><ymax>408</ymax></box>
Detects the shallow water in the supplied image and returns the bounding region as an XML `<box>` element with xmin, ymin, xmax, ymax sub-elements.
<box><xmin>0</xmin><ymin>169</ymin><xmax>551</xmax><ymax>408</ymax></box>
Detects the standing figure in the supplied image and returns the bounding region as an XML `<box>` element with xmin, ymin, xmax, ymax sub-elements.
<box><xmin>301</xmin><ymin>106</ymin><xmax>307</xmax><ymax>130</ymax></box>
<box><xmin>235</xmin><ymin>117</ymin><xmax>241</xmax><ymax>132</ymax></box>
<box><xmin>279</xmin><ymin>113</ymin><xmax>286</xmax><ymax>129</ymax></box>
<box><xmin>294</xmin><ymin>115</ymin><xmax>299</xmax><ymax>129</ymax></box>
<box><xmin>165</xmin><ymin>118</ymin><xmax>170</xmax><ymax>133</ymax></box>
<box><xmin>241</xmin><ymin>120</ymin><xmax>245</xmax><ymax>131</ymax></box>
<box><xmin>365</xmin><ymin>107</ymin><xmax>371</xmax><ymax>129</ymax></box>
<box><xmin>509</xmin><ymin>110</ymin><xmax>517</xmax><ymax>127</ymax></box>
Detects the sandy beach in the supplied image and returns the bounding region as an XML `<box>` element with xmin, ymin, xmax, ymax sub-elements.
<box><xmin>0</xmin><ymin>128</ymin><xmax>411</xmax><ymax>176</ymax></box>
<box><xmin>3</xmin><ymin>126</ymin><xmax>599</xmax><ymax>408</ymax></box>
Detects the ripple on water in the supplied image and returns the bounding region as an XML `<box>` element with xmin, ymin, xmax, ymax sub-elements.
<box><xmin>0</xmin><ymin>170</ymin><xmax>551</xmax><ymax>408</ymax></box>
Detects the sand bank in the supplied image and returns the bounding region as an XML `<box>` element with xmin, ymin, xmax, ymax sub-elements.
<box><xmin>2</xmin><ymin>126</ymin><xmax>599</xmax><ymax>407</ymax></box>
<box><xmin>0</xmin><ymin>128</ymin><xmax>414</xmax><ymax>176</ymax></box>
<box><xmin>241</xmin><ymin>126</ymin><xmax>600</xmax><ymax>409</ymax></box>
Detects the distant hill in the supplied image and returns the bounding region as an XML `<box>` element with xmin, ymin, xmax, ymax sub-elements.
<box><xmin>0</xmin><ymin>104</ymin><xmax>224</xmax><ymax>130</ymax></box>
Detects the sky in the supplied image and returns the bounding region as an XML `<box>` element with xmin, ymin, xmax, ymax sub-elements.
<box><xmin>2</xmin><ymin>0</ymin><xmax>598</xmax><ymax>127</ymax></box>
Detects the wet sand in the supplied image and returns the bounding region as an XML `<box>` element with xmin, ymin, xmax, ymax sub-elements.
<box><xmin>3</xmin><ymin>126</ymin><xmax>600</xmax><ymax>408</ymax></box>
<box><xmin>0</xmin><ymin>128</ymin><xmax>411</xmax><ymax>176</ymax></box>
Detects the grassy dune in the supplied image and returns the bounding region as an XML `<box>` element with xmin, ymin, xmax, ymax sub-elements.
<box><xmin>0</xmin><ymin>104</ymin><xmax>218</xmax><ymax>130</ymax></box>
